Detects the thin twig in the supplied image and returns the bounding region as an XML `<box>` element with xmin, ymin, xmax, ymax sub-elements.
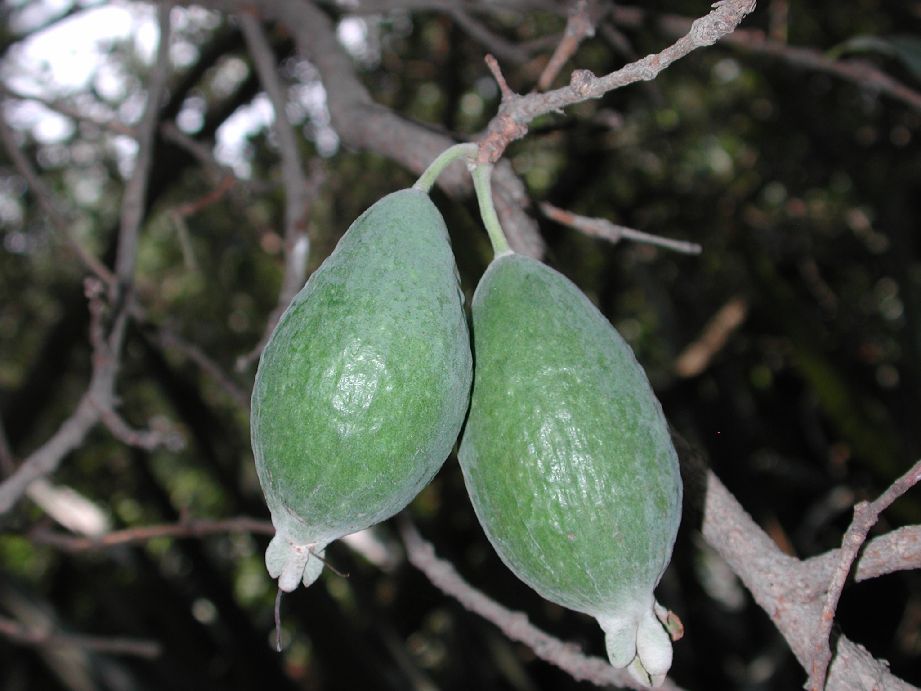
<box><xmin>537</xmin><ymin>0</ymin><xmax>601</xmax><ymax>91</ymax></box>
<box><xmin>768</xmin><ymin>0</ymin><xmax>789</xmax><ymax>43</ymax></box>
<box><xmin>0</xmin><ymin>108</ymin><xmax>116</xmax><ymax>286</ymax></box>
<box><xmin>449</xmin><ymin>8</ymin><xmax>531</xmax><ymax>65</ymax></box>
<box><xmin>599</xmin><ymin>21</ymin><xmax>639</xmax><ymax>62</ymax></box>
<box><xmin>608</xmin><ymin>4</ymin><xmax>921</xmax><ymax>113</ymax></box>
<box><xmin>27</xmin><ymin>516</ymin><xmax>274</xmax><ymax>553</ymax></box>
<box><xmin>235</xmin><ymin>182</ymin><xmax>317</xmax><ymax>369</ymax></box>
<box><xmin>477</xmin><ymin>0</ymin><xmax>757</xmax><ymax>163</ymax></box>
<box><xmin>94</xmin><ymin>403</ymin><xmax>184</xmax><ymax>453</ymax></box>
<box><xmin>171</xmin><ymin>173</ymin><xmax>237</xmax><ymax>217</ymax></box>
<box><xmin>159</xmin><ymin>122</ymin><xmax>228</xmax><ymax>182</ymax></box>
<box><xmin>485</xmin><ymin>53</ymin><xmax>515</xmax><ymax>102</ymax></box>
<box><xmin>159</xmin><ymin>120</ymin><xmax>288</xmax><ymax>196</ymax></box>
<box><xmin>398</xmin><ymin>516</ymin><xmax>683</xmax><ymax>690</ymax></box>
<box><xmin>159</xmin><ymin>122</ymin><xmax>275</xmax><ymax>262</ymax></box>
<box><xmin>0</xmin><ymin>83</ymin><xmax>135</xmax><ymax>136</ymax></box>
<box><xmin>0</xmin><ymin>614</ymin><xmax>161</xmax><ymax>659</ymax></box>
<box><xmin>25</xmin><ymin>511</ymin><xmax>402</xmax><ymax>578</ymax></box>
<box><xmin>152</xmin><ymin>326</ymin><xmax>250</xmax><ymax>410</ymax></box>
<box><xmin>0</xmin><ymin>417</ymin><xmax>14</xmax><ymax>476</ymax></box>
<box><xmin>113</xmin><ymin>4</ymin><xmax>172</xmax><ymax>287</ymax></box>
<box><xmin>540</xmin><ymin>201</ymin><xmax>702</xmax><ymax>254</ymax></box>
<box><xmin>809</xmin><ymin>458</ymin><xmax>921</xmax><ymax>690</ymax></box>
<box><xmin>241</xmin><ymin>10</ymin><xmax>314</xmax><ymax>304</ymax></box>
<box><xmin>166</xmin><ymin>174</ymin><xmax>238</xmax><ymax>270</ymax></box>
<box><xmin>0</xmin><ymin>283</ymin><xmax>107</xmax><ymax>514</ymax></box>
<box><xmin>237</xmin><ymin>12</ymin><xmax>324</xmax><ymax>370</ymax></box>
<box><xmin>673</xmin><ymin>296</ymin><xmax>749</xmax><ymax>378</ymax></box>
<box><xmin>727</xmin><ymin>29</ymin><xmax>921</xmax><ymax>112</ymax></box>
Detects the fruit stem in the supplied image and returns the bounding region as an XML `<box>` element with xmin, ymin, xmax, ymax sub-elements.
<box><xmin>471</xmin><ymin>163</ymin><xmax>512</xmax><ymax>256</ymax></box>
<box><xmin>413</xmin><ymin>142</ymin><xmax>478</xmax><ymax>193</ymax></box>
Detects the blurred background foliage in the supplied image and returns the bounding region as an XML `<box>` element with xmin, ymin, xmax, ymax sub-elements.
<box><xmin>0</xmin><ymin>1</ymin><xmax>919</xmax><ymax>689</ymax></box>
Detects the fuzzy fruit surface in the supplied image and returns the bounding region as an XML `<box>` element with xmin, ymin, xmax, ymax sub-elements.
<box><xmin>252</xmin><ymin>189</ymin><xmax>472</xmax><ymax>559</ymax></box>
<box><xmin>459</xmin><ymin>253</ymin><xmax>681</xmax><ymax>619</ymax></box>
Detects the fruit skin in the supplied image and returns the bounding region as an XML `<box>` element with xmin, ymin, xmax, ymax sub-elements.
<box><xmin>251</xmin><ymin>189</ymin><xmax>472</xmax><ymax>592</ymax></box>
<box><xmin>458</xmin><ymin>253</ymin><xmax>682</xmax><ymax>686</ymax></box>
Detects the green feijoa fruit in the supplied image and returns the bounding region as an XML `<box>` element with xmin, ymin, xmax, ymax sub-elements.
<box><xmin>252</xmin><ymin>188</ymin><xmax>472</xmax><ymax>592</ymax></box>
<box><xmin>458</xmin><ymin>252</ymin><xmax>682</xmax><ymax>687</ymax></box>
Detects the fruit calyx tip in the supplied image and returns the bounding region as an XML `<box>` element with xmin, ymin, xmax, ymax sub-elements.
<box><xmin>597</xmin><ymin>600</ymin><xmax>674</xmax><ymax>688</ymax></box>
<box><xmin>265</xmin><ymin>532</ymin><xmax>328</xmax><ymax>592</ymax></box>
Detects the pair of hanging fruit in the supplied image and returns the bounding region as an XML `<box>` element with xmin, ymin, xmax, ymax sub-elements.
<box><xmin>249</xmin><ymin>144</ymin><xmax>682</xmax><ymax>687</ymax></box>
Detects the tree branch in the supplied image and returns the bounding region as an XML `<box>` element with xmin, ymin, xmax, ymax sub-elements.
<box><xmin>94</xmin><ymin>402</ymin><xmax>184</xmax><ymax>453</ymax></box>
<box><xmin>26</xmin><ymin>516</ymin><xmax>274</xmax><ymax>553</ymax></box>
<box><xmin>809</xmin><ymin>459</ymin><xmax>921</xmax><ymax>690</ymax></box>
<box><xmin>0</xmin><ymin>283</ymin><xmax>112</xmax><ymax>514</ymax></box>
<box><xmin>729</xmin><ymin>30</ymin><xmax>921</xmax><ymax>112</ymax></box>
<box><xmin>608</xmin><ymin>5</ymin><xmax>921</xmax><ymax>113</ymax></box>
<box><xmin>0</xmin><ymin>83</ymin><xmax>135</xmax><ymax>136</ymax></box>
<box><xmin>26</xmin><ymin>515</ymin><xmax>400</xmax><ymax>573</ymax></box>
<box><xmin>448</xmin><ymin>7</ymin><xmax>532</xmax><ymax>65</ymax></box>
<box><xmin>19</xmin><ymin>465</ymin><xmax>917</xmax><ymax>689</ymax></box>
<box><xmin>151</xmin><ymin>325</ymin><xmax>251</xmax><ymax>410</ymax></box>
<box><xmin>241</xmin><ymin>0</ymin><xmax>546</xmax><ymax>257</ymax></box>
<box><xmin>673</xmin><ymin>296</ymin><xmax>749</xmax><ymax>378</ymax></box>
<box><xmin>112</xmin><ymin>5</ymin><xmax>172</xmax><ymax>287</ymax></box>
<box><xmin>0</xmin><ymin>7</ymin><xmax>173</xmax><ymax>516</ymax></box>
<box><xmin>0</xmin><ymin>103</ymin><xmax>116</xmax><ymax>286</ymax></box>
<box><xmin>476</xmin><ymin>0</ymin><xmax>757</xmax><ymax>164</ymax></box>
<box><xmin>540</xmin><ymin>201</ymin><xmax>702</xmax><ymax>255</ymax></box>
<box><xmin>536</xmin><ymin>0</ymin><xmax>603</xmax><ymax>91</ymax></box>
<box><xmin>160</xmin><ymin>121</ymin><xmax>235</xmax><ymax>182</ymax></box>
<box><xmin>677</xmin><ymin>437</ymin><xmax>916</xmax><ymax>690</ymax></box>
<box><xmin>398</xmin><ymin>516</ymin><xmax>685</xmax><ymax>690</ymax></box>
<box><xmin>237</xmin><ymin>12</ymin><xmax>325</xmax><ymax>369</ymax></box>
<box><xmin>806</xmin><ymin>525</ymin><xmax>921</xmax><ymax>587</ymax></box>
<box><xmin>0</xmin><ymin>613</ymin><xmax>161</xmax><ymax>659</ymax></box>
